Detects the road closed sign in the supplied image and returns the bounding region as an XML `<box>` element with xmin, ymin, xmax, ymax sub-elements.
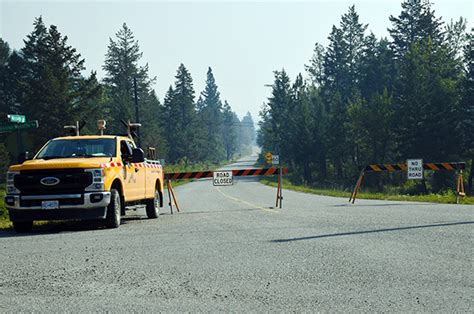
<box><xmin>213</xmin><ymin>171</ymin><xmax>233</xmax><ymax>186</ymax></box>
<box><xmin>407</xmin><ymin>159</ymin><xmax>423</xmax><ymax>180</ymax></box>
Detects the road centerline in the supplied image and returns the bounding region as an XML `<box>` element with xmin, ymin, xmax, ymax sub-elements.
<box><xmin>215</xmin><ymin>186</ymin><xmax>279</xmax><ymax>214</ymax></box>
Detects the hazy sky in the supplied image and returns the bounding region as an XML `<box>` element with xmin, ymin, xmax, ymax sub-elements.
<box><xmin>1</xmin><ymin>0</ymin><xmax>472</xmax><ymax>122</ymax></box>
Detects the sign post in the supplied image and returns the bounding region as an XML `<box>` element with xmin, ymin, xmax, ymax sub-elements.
<box><xmin>272</xmin><ymin>155</ymin><xmax>282</xmax><ymax>208</ymax></box>
<box><xmin>407</xmin><ymin>159</ymin><xmax>423</xmax><ymax>180</ymax></box>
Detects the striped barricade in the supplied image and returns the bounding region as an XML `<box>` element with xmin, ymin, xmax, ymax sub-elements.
<box><xmin>165</xmin><ymin>167</ymin><xmax>288</xmax><ymax>180</ymax></box>
<box><xmin>350</xmin><ymin>162</ymin><xmax>466</xmax><ymax>204</ymax></box>
<box><xmin>165</xmin><ymin>167</ymin><xmax>289</xmax><ymax>213</ymax></box>
<box><xmin>362</xmin><ymin>162</ymin><xmax>465</xmax><ymax>172</ymax></box>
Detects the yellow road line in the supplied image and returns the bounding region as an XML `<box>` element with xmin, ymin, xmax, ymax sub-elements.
<box><xmin>215</xmin><ymin>187</ymin><xmax>279</xmax><ymax>214</ymax></box>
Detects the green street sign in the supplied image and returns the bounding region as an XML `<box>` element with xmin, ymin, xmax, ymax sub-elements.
<box><xmin>7</xmin><ymin>114</ymin><xmax>26</xmax><ymax>123</ymax></box>
<box><xmin>0</xmin><ymin>120</ymin><xmax>38</xmax><ymax>133</ymax></box>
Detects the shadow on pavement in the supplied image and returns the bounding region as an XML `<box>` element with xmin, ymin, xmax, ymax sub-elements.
<box><xmin>270</xmin><ymin>221</ymin><xmax>474</xmax><ymax>243</ymax></box>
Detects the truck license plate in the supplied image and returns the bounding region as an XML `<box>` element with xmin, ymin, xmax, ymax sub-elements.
<box><xmin>41</xmin><ymin>200</ymin><xmax>59</xmax><ymax>210</ymax></box>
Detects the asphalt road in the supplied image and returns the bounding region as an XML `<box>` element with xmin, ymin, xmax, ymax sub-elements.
<box><xmin>0</xmin><ymin>154</ymin><xmax>473</xmax><ymax>312</ymax></box>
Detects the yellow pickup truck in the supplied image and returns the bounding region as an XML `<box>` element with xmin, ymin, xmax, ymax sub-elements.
<box><xmin>5</xmin><ymin>134</ymin><xmax>164</xmax><ymax>233</ymax></box>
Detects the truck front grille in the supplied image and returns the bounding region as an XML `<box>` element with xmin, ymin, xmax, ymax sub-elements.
<box><xmin>14</xmin><ymin>169</ymin><xmax>92</xmax><ymax>196</ymax></box>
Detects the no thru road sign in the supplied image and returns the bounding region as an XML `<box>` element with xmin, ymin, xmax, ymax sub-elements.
<box><xmin>213</xmin><ymin>171</ymin><xmax>233</xmax><ymax>186</ymax></box>
<box><xmin>407</xmin><ymin>159</ymin><xmax>423</xmax><ymax>180</ymax></box>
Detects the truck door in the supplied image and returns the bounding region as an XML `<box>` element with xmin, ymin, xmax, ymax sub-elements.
<box><xmin>120</xmin><ymin>140</ymin><xmax>145</xmax><ymax>201</ymax></box>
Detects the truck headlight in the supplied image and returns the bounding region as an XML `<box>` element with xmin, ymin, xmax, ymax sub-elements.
<box><xmin>85</xmin><ymin>168</ymin><xmax>105</xmax><ymax>191</ymax></box>
<box><xmin>6</xmin><ymin>171</ymin><xmax>20</xmax><ymax>194</ymax></box>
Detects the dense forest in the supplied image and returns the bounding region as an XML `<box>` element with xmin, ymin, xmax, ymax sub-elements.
<box><xmin>0</xmin><ymin>18</ymin><xmax>256</xmax><ymax>172</ymax></box>
<box><xmin>258</xmin><ymin>0</ymin><xmax>473</xmax><ymax>193</ymax></box>
<box><xmin>0</xmin><ymin>0</ymin><xmax>472</xmax><ymax>195</ymax></box>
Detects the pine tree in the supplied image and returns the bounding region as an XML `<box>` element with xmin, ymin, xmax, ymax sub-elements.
<box><xmin>0</xmin><ymin>39</ymin><xmax>11</xmax><ymax>114</ymax></box>
<box><xmin>222</xmin><ymin>101</ymin><xmax>239</xmax><ymax>160</ymax></box>
<box><xmin>445</xmin><ymin>18</ymin><xmax>468</xmax><ymax>62</ymax></box>
<box><xmin>388</xmin><ymin>0</ymin><xmax>444</xmax><ymax>58</ymax></box>
<box><xmin>348</xmin><ymin>88</ymin><xmax>394</xmax><ymax>164</ymax></box>
<box><xmin>461</xmin><ymin>29</ymin><xmax>473</xmax><ymax>191</ymax></box>
<box><xmin>163</xmin><ymin>64</ymin><xmax>198</xmax><ymax>163</ymax></box>
<box><xmin>162</xmin><ymin>85</ymin><xmax>180</xmax><ymax>161</ymax></box>
<box><xmin>1</xmin><ymin>51</ymin><xmax>26</xmax><ymax>115</ymax></box>
<box><xmin>288</xmin><ymin>74</ymin><xmax>315</xmax><ymax>183</ymax></box>
<box><xmin>305</xmin><ymin>43</ymin><xmax>325</xmax><ymax>86</ymax></box>
<box><xmin>259</xmin><ymin>70</ymin><xmax>291</xmax><ymax>158</ymax></box>
<box><xmin>103</xmin><ymin>23</ymin><xmax>157</xmax><ymax>138</ymax></box>
<box><xmin>20</xmin><ymin>17</ymin><xmax>101</xmax><ymax>148</ymax></box>
<box><xmin>359</xmin><ymin>35</ymin><xmax>396</xmax><ymax>98</ymax></box>
<box><xmin>326</xmin><ymin>92</ymin><xmax>348</xmax><ymax>179</ymax></box>
<box><xmin>340</xmin><ymin>5</ymin><xmax>367</xmax><ymax>89</ymax></box>
<box><xmin>197</xmin><ymin>67</ymin><xmax>225</xmax><ymax>161</ymax></box>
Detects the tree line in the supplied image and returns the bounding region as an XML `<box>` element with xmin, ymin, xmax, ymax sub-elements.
<box><xmin>258</xmin><ymin>0</ymin><xmax>473</xmax><ymax>193</ymax></box>
<box><xmin>0</xmin><ymin>18</ymin><xmax>256</xmax><ymax>170</ymax></box>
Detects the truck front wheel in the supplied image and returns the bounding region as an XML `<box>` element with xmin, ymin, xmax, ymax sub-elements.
<box><xmin>145</xmin><ymin>188</ymin><xmax>160</xmax><ymax>219</ymax></box>
<box><xmin>13</xmin><ymin>221</ymin><xmax>33</xmax><ymax>233</ymax></box>
<box><xmin>105</xmin><ymin>189</ymin><xmax>121</xmax><ymax>228</ymax></box>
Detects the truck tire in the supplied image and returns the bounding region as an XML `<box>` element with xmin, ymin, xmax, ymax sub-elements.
<box><xmin>105</xmin><ymin>189</ymin><xmax>121</xmax><ymax>228</ymax></box>
<box><xmin>13</xmin><ymin>221</ymin><xmax>33</xmax><ymax>233</ymax></box>
<box><xmin>145</xmin><ymin>188</ymin><xmax>160</xmax><ymax>219</ymax></box>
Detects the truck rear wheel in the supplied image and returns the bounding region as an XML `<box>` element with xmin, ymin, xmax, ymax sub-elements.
<box><xmin>145</xmin><ymin>188</ymin><xmax>160</xmax><ymax>219</ymax></box>
<box><xmin>13</xmin><ymin>221</ymin><xmax>33</xmax><ymax>233</ymax></box>
<box><xmin>105</xmin><ymin>189</ymin><xmax>121</xmax><ymax>228</ymax></box>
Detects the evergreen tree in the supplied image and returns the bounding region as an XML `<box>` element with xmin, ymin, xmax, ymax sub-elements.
<box><xmin>103</xmin><ymin>22</ymin><xmax>158</xmax><ymax>143</ymax></box>
<box><xmin>1</xmin><ymin>51</ymin><xmax>27</xmax><ymax>115</ymax></box>
<box><xmin>340</xmin><ymin>5</ymin><xmax>368</xmax><ymax>90</ymax></box>
<box><xmin>0</xmin><ymin>39</ymin><xmax>11</xmax><ymax>114</ymax></box>
<box><xmin>20</xmin><ymin>17</ymin><xmax>101</xmax><ymax>148</ymax></box>
<box><xmin>163</xmin><ymin>64</ymin><xmax>198</xmax><ymax>163</ymax></box>
<box><xmin>288</xmin><ymin>74</ymin><xmax>314</xmax><ymax>183</ymax></box>
<box><xmin>222</xmin><ymin>101</ymin><xmax>239</xmax><ymax>160</ymax></box>
<box><xmin>359</xmin><ymin>35</ymin><xmax>396</xmax><ymax>98</ymax></box>
<box><xmin>305</xmin><ymin>43</ymin><xmax>325</xmax><ymax>86</ymax></box>
<box><xmin>445</xmin><ymin>18</ymin><xmax>468</xmax><ymax>62</ymax></box>
<box><xmin>388</xmin><ymin>0</ymin><xmax>444</xmax><ymax>58</ymax></box>
<box><xmin>162</xmin><ymin>86</ymin><xmax>179</xmax><ymax>161</ymax></box>
<box><xmin>461</xmin><ymin>29</ymin><xmax>473</xmax><ymax>191</ymax></box>
<box><xmin>197</xmin><ymin>67</ymin><xmax>225</xmax><ymax>161</ymax></box>
<box><xmin>348</xmin><ymin>89</ymin><xmax>394</xmax><ymax>164</ymax></box>
<box><xmin>259</xmin><ymin>70</ymin><xmax>291</xmax><ymax>156</ymax></box>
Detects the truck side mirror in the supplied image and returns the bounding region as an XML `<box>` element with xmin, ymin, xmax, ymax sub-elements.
<box><xmin>131</xmin><ymin>148</ymin><xmax>145</xmax><ymax>163</ymax></box>
<box><xmin>18</xmin><ymin>152</ymin><xmax>31</xmax><ymax>164</ymax></box>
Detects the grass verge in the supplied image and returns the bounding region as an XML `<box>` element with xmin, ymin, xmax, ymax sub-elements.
<box><xmin>0</xmin><ymin>188</ymin><xmax>12</xmax><ymax>230</ymax></box>
<box><xmin>261</xmin><ymin>178</ymin><xmax>474</xmax><ymax>205</ymax></box>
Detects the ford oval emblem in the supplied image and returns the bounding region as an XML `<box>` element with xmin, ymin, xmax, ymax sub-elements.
<box><xmin>40</xmin><ymin>177</ymin><xmax>60</xmax><ymax>186</ymax></box>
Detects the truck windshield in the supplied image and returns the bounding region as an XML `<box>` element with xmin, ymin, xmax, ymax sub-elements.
<box><xmin>36</xmin><ymin>138</ymin><xmax>116</xmax><ymax>160</ymax></box>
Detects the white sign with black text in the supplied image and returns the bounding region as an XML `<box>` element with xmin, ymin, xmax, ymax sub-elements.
<box><xmin>213</xmin><ymin>171</ymin><xmax>233</xmax><ymax>186</ymax></box>
<box><xmin>407</xmin><ymin>159</ymin><xmax>423</xmax><ymax>180</ymax></box>
<box><xmin>272</xmin><ymin>155</ymin><xmax>280</xmax><ymax>165</ymax></box>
